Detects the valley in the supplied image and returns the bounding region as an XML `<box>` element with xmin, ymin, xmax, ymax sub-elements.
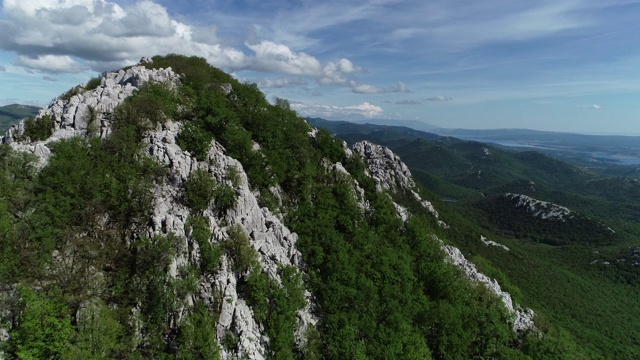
<box><xmin>1</xmin><ymin>56</ymin><xmax>637</xmax><ymax>358</ymax></box>
<box><xmin>310</xmin><ymin>117</ymin><xmax>640</xmax><ymax>358</ymax></box>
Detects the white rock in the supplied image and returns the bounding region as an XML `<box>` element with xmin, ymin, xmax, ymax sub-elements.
<box><xmin>3</xmin><ymin>65</ymin><xmax>181</xmax><ymax>168</ymax></box>
<box><xmin>442</xmin><ymin>243</ymin><xmax>535</xmax><ymax>333</ymax></box>
<box><xmin>480</xmin><ymin>235</ymin><xmax>510</xmax><ymax>251</ymax></box>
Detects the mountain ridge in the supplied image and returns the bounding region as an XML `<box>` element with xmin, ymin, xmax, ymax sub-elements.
<box><xmin>0</xmin><ymin>55</ymin><xmax>561</xmax><ymax>359</ymax></box>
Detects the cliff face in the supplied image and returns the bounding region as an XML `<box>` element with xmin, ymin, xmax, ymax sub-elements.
<box><xmin>3</xmin><ymin>60</ymin><xmax>317</xmax><ymax>359</ymax></box>
<box><xmin>1</xmin><ymin>56</ymin><xmax>537</xmax><ymax>359</ymax></box>
<box><xmin>351</xmin><ymin>141</ymin><xmax>535</xmax><ymax>333</ymax></box>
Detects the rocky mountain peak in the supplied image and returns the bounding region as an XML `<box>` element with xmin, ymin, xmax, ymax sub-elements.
<box><xmin>3</xmin><ymin>61</ymin><xmax>179</xmax><ymax>167</ymax></box>
<box><xmin>1</xmin><ymin>55</ymin><xmax>546</xmax><ymax>359</ymax></box>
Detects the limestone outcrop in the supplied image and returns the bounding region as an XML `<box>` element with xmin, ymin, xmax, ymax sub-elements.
<box><xmin>354</xmin><ymin>141</ymin><xmax>536</xmax><ymax>334</ymax></box>
<box><xmin>352</xmin><ymin>141</ymin><xmax>447</xmax><ymax>227</ymax></box>
<box><xmin>2</xmin><ymin>63</ymin><xmax>179</xmax><ymax>167</ymax></box>
<box><xmin>442</xmin><ymin>243</ymin><xmax>535</xmax><ymax>332</ymax></box>
<box><xmin>2</xmin><ymin>62</ymin><xmax>315</xmax><ymax>360</ymax></box>
<box><xmin>505</xmin><ymin>193</ymin><xmax>574</xmax><ymax>221</ymax></box>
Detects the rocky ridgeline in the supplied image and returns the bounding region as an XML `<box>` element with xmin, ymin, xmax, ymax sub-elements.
<box><xmin>353</xmin><ymin>141</ymin><xmax>535</xmax><ymax>333</ymax></box>
<box><xmin>144</xmin><ymin>120</ymin><xmax>315</xmax><ymax>360</ymax></box>
<box><xmin>504</xmin><ymin>193</ymin><xmax>574</xmax><ymax>221</ymax></box>
<box><xmin>353</xmin><ymin>141</ymin><xmax>447</xmax><ymax>227</ymax></box>
<box><xmin>2</xmin><ymin>61</ymin><xmax>178</xmax><ymax>167</ymax></box>
<box><xmin>442</xmin><ymin>243</ymin><xmax>535</xmax><ymax>333</ymax></box>
<box><xmin>3</xmin><ymin>59</ymin><xmax>537</xmax><ymax>357</ymax></box>
<box><xmin>2</xmin><ymin>60</ymin><xmax>315</xmax><ymax>360</ymax></box>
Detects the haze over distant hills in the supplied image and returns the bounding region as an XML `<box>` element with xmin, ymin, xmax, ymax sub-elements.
<box><xmin>311</xmin><ymin>117</ymin><xmax>640</xmax><ymax>167</ymax></box>
<box><xmin>0</xmin><ymin>104</ymin><xmax>40</xmax><ymax>132</ymax></box>
<box><xmin>309</xmin><ymin>114</ymin><xmax>640</xmax><ymax>357</ymax></box>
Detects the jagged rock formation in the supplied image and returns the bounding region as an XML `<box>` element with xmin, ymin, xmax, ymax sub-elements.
<box><xmin>1</xmin><ymin>60</ymin><xmax>315</xmax><ymax>360</ymax></box>
<box><xmin>442</xmin><ymin>244</ymin><xmax>535</xmax><ymax>333</ymax></box>
<box><xmin>354</xmin><ymin>141</ymin><xmax>536</xmax><ymax>334</ymax></box>
<box><xmin>504</xmin><ymin>193</ymin><xmax>573</xmax><ymax>221</ymax></box>
<box><xmin>2</xmin><ymin>57</ymin><xmax>543</xmax><ymax>359</ymax></box>
<box><xmin>353</xmin><ymin>140</ymin><xmax>448</xmax><ymax>228</ymax></box>
<box><xmin>352</xmin><ymin>141</ymin><xmax>414</xmax><ymax>193</ymax></box>
<box><xmin>3</xmin><ymin>65</ymin><xmax>178</xmax><ymax>168</ymax></box>
<box><xmin>144</xmin><ymin>120</ymin><xmax>315</xmax><ymax>359</ymax></box>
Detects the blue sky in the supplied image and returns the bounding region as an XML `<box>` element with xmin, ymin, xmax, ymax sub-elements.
<box><xmin>1</xmin><ymin>0</ymin><xmax>639</xmax><ymax>134</ymax></box>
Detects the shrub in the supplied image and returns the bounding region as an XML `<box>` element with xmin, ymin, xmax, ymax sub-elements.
<box><xmin>184</xmin><ymin>169</ymin><xmax>217</xmax><ymax>213</ymax></box>
<box><xmin>10</xmin><ymin>287</ymin><xmax>74</xmax><ymax>359</ymax></box>
<box><xmin>61</xmin><ymin>302</ymin><xmax>122</xmax><ymax>360</ymax></box>
<box><xmin>186</xmin><ymin>216</ymin><xmax>222</xmax><ymax>273</ymax></box>
<box><xmin>226</xmin><ymin>165</ymin><xmax>242</xmax><ymax>188</ymax></box>
<box><xmin>116</xmin><ymin>82</ymin><xmax>177</xmax><ymax>127</ymax></box>
<box><xmin>23</xmin><ymin>115</ymin><xmax>53</xmax><ymax>142</ymax></box>
<box><xmin>221</xmin><ymin>224</ymin><xmax>257</xmax><ymax>274</ymax></box>
<box><xmin>178</xmin><ymin>120</ymin><xmax>214</xmax><ymax>160</ymax></box>
<box><xmin>85</xmin><ymin>76</ymin><xmax>102</xmax><ymax>91</ymax></box>
<box><xmin>177</xmin><ymin>302</ymin><xmax>221</xmax><ymax>359</ymax></box>
<box><xmin>214</xmin><ymin>183</ymin><xmax>238</xmax><ymax>213</ymax></box>
<box><xmin>60</xmin><ymin>86</ymin><xmax>81</xmax><ymax>101</ymax></box>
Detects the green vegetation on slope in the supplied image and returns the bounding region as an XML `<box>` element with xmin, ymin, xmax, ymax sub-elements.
<box><xmin>313</xmin><ymin>118</ymin><xmax>640</xmax><ymax>358</ymax></box>
<box><xmin>0</xmin><ymin>55</ymin><xmax>576</xmax><ymax>359</ymax></box>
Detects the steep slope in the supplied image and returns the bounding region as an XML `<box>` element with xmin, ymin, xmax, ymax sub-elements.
<box><xmin>312</xmin><ymin>117</ymin><xmax>640</xmax><ymax>357</ymax></box>
<box><xmin>351</xmin><ymin>141</ymin><xmax>535</xmax><ymax>333</ymax></box>
<box><xmin>476</xmin><ymin>193</ymin><xmax>618</xmax><ymax>245</ymax></box>
<box><xmin>1</xmin><ymin>55</ymin><xmax>565</xmax><ymax>359</ymax></box>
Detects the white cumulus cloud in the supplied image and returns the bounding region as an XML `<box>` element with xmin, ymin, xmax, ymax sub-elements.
<box><xmin>291</xmin><ymin>101</ymin><xmax>383</xmax><ymax>119</ymax></box>
<box><xmin>16</xmin><ymin>55</ymin><xmax>83</xmax><ymax>73</ymax></box>
<box><xmin>0</xmin><ymin>0</ymin><xmax>246</xmax><ymax>72</ymax></box>
<box><xmin>246</xmin><ymin>41</ymin><xmax>322</xmax><ymax>75</ymax></box>
<box><xmin>0</xmin><ymin>0</ymin><xmax>408</xmax><ymax>96</ymax></box>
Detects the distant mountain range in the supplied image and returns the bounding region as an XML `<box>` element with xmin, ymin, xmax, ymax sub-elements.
<box><xmin>309</xmin><ymin>117</ymin><xmax>640</xmax><ymax>168</ymax></box>
<box><xmin>0</xmin><ymin>104</ymin><xmax>40</xmax><ymax>132</ymax></box>
<box><xmin>309</xmin><ymin>115</ymin><xmax>640</xmax><ymax>356</ymax></box>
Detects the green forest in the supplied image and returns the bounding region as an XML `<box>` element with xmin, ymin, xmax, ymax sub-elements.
<box><xmin>311</xmin><ymin>117</ymin><xmax>640</xmax><ymax>359</ymax></box>
<box><xmin>0</xmin><ymin>55</ymin><xmax>624</xmax><ymax>359</ymax></box>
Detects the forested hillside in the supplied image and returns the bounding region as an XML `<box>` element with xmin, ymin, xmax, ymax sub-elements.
<box><xmin>0</xmin><ymin>104</ymin><xmax>40</xmax><ymax>133</ymax></box>
<box><xmin>0</xmin><ymin>55</ymin><xmax>586</xmax><ymax>359</ymax></box>
<box><xmin>312</xmin><ymin>117</ymin><xmax>640</xmax><ymax>358</ymax></box>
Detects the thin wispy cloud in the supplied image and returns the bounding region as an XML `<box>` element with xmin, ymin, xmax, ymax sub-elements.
<box><xmin>291</xmin><ymin>101</ymin><xmax>383</xmax><ymax>119</ymax></box>
<box><xmin>255</xmin><ymin>77</ymin><xmax>308</xmax><ymax>88</ymax></box>
<box><xmin>0</xmin><ymin>0</ymin><xmax>639</xmax><ymax>132</ymax></box>
<box><xmin>396</xmin><ymin>99</ymin><xmax>422</xmax><ymax>105</ymax></box>
<box><xmin>426</xmin><ymin>95</ymin><xmax>453</xmax><ymax>102</ymax></box>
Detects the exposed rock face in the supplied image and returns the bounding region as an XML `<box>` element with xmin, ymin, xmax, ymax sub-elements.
<box><xmin>504</xmin><ymin>193</ymin><xmax>573</xmax><ymax>221</ymax></box>
<box><xmin>3</xmin><ymin>64</ymin><xmax>315</xmax><ymax>360</ymax></box>
<box><xmin>353</xmin><ymin>141</ymin><xmax>414</xmax><ymax>193</ymax></box>
<box><xmin>3</xmin><ymin>61</ymin><xmax>539</xmax><ymax>357</ymax></box>
<box><xmin>480</xmin><ymin>235</ymin><xmax>510</xmax><ymax>252</ymax></box>
<box><xmin>2</xmin><ymin>64</ymin><xmax>179</xmax><ymax>167</ymax></box>
<box><xmin>352</xmin><ymin>141</ymin><xmax>447</xmax><ymax>227</ymax></box>
<box><xmin>354</xmin><ymin>141</ymin><xmax>535</xmax><ymax>334</ymax></box>
<box><xmin>142</xmin><ymin>103</ymin><xmax>316</xmax><ymax>359</ymax></box>
<box><xmin>442</xmin><ymin>243</ymin><xmax>535</xmax><ymax>333</ymax></box>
